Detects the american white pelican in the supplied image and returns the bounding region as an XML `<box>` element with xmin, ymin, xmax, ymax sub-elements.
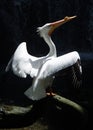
<box><xmin>5</xmin><ymin>16</ymin><xmax>82</xmax><ymax>100</ymax></box>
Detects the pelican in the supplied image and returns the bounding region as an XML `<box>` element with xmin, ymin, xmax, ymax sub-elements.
<box><xmin>5</xmin><ymin>16</ymin><xmax>82</xmax><ymax>100</ymax></box>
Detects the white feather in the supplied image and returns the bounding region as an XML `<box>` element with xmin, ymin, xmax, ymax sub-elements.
<box><xmin>6</xmin><ymin>16</ymin><xmax>82</xmax><ymax>100</ymax></box>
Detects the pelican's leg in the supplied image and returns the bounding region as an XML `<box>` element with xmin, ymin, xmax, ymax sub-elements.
<box><xmin>46</xmin><ymin>87</ymin><xmax>55</xmax><ymax>96</ymax></box>
<box><xmin>46</xmin><ymin>76</ymin><xmax>55</xmax><ymax>96</ymax></box>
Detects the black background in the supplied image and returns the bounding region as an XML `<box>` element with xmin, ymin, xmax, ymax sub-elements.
<box><xmin>0</xmin><ymin>0</ymin><xmax>92</xmax><ymax>129</ymax></box>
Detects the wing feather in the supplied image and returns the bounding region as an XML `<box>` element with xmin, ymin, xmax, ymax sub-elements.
<box><xmin>39</xmin><ymin>51</ymin><xmax>82</xmax><ymax>79</ymax></box>
<box><xmin>5</xmin><ymin>42</ymin><xmax>49</xmax><ymax>78</ymax></box>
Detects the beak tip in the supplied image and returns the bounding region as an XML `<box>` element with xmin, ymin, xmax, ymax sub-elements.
<box><xmin>65</xmin><ymin>15</ymin><xmax>77</xmax><ymax>20</ymax></box>
<box><xmin>72</xmin><ymin>15</ymin><xmax>77</xmax><ymax>18</ymax></box>
<box><xmin>64</xmin><ymin>15</ymin><xmax>77</xmax><ymax>22</ymax></box>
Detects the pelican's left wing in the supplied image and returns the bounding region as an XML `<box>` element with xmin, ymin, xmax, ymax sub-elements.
<box><xmin>39</xmin><ymin>51</ymin><xmax>82</xmax><ymax>87</ymax></box>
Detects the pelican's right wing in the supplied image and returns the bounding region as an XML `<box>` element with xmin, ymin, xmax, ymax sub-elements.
<box><xmin>5</xmin><ymin>42</ymin><xmax>47</xmax><ymax>78</ymax></box>
<box><xmin>5</xmin><ymin>42</ymin><xmax>33</xmax><ymax>78</ymax></box>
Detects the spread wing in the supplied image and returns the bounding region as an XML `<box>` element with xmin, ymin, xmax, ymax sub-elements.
<box><xmin>37</xmin><ymin>51</ymin><xmax>82</xmax><ymax>87</ymax></box>
<box><xmin>5</xmin><ymin>42</ymin><xmax>47</xmax><ymax>78</ymax></box>
<box><xmin>24</xmin><ymin>51</ymin><xmax>82</xmax><ymax>100</ymax></box>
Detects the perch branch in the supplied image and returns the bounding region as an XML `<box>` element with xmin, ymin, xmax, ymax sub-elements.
<box><xmin>52</xmin><ymin>94</ymin><xmax>85</xmax><ymax>114</ymax></box>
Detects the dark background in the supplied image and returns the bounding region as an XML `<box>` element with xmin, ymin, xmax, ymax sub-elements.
<box><xmin>0</xmin><ymin>0</ymin><xmax>92</xmax><ymax>129</ymax></box>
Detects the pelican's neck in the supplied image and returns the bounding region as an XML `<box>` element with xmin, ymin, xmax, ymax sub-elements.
<box><xmin>43</xmin><ymin>35</ymin><xmax>57</xmax><ymax>57</ymax></box>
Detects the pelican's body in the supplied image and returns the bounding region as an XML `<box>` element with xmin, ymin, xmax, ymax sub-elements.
<box><xmin>6</xmin><ymin>16</ymin><xmax>82</xmax><ymax>100</ymax></box>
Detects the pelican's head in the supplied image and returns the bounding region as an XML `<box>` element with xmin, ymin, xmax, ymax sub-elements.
<box><xmin>37</xmin><ymin>16</ymin><xmax>76</xmax><ymax>38</ymax></box>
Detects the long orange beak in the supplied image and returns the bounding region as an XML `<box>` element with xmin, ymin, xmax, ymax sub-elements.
<box><xmin>48</xmin><ymin>16</ymin><xmax>77</xmax><ymax>35</ymax></box>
